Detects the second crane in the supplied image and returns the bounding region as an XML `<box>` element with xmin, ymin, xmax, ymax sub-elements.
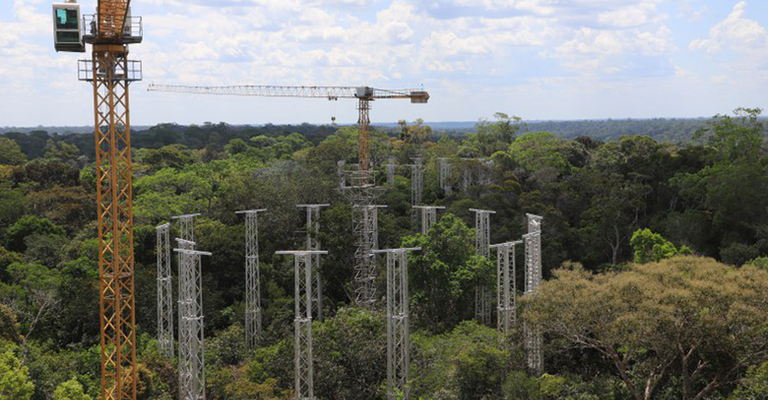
<box><xmin>147</xmin><ymin>84</ymin><xmax>429</xmax><ymax>175</ymax></box>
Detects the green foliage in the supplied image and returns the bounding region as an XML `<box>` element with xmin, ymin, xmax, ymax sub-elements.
<box><xmin>404</xmin><ymin>213</ymin><xmax>481</xmax><ymax>332</ymax></box>
<box><xmin>313</xmin><ymin>307</ymin><xmax>387</xmax><ymax>400</ymax></box>
<box><xmin>5</xmin><ymin>215</ymin><xmax>66</xmax><ymax>253</ymax></box>
<box><xmin>525</xmin><ymin>256</ymin><xmax>768</xmax><ymax>400</ymax></box>
<box><xmin>0</xmin><ymin>137</ymin><xmax>27</xmax><ymax>165</ymax></box>
<box><xmin>746</xmin><ymin>257</ymin><xmax>768</xmax><ymax>269</ymax></box>
<box><xmin>410</xmin><ymin>321</ymin><xmax>505</xmax><ymax>399</ymax></box>
<box><xmin>53</xmin><ymin>378</ymin><xmax>92</xmax><ymax>400</ymax></box>
<box><xmin>0</xmin><ymin>304</ymin><xmax>21</xmax><ymax>343</ymax></box>
<box><xmin>0</xmin><ymin>347</ymin><xmax>35</xmax><ymax>400</ymax></box>
<box><xmin>731</xmin><ymin>360</ymin><xmax>768</xmax><ymax>400</ymax></box>
<box><xmin>630</xmin><ymin>228</ymin><xmax>682</xmax><ymax>264</ymax></box>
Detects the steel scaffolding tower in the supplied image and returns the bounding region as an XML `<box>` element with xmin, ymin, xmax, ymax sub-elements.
<box><xmin>176</xmin><ymin>246</ymin><xmax>211</xmax><ymax>400</ymax></box>
<box><xmin>471</xmin><ymin>209</ymin><xmax>496</xmax><ymax>325</ymax></box>
<box><xmin>276</xmin><ymin>250</ymin><xmax>328</xmax><ymax>400</ymax></box>
<box><xmin>386</xmin><ymin>156</ymin><xmax>397</xmax><ymax>186</ymax></box>
<box><xmin>373</xmin><ymin>247</ymin><xmax>421</xmax><ymax>400</ymax></box>
<box><xmin>438</xmin><ymin>158</ymin><xmax>452</xmax><ymax>195</ymax></box>
<box><xmin>297</xmin><ymin>204</ymin><xmax>330</xmax><ymax>321</ymax></box>
<box><xmin>491</xmin><ymin>240</ymin><xmax>522</xmax><ymax>346</ymax></box>
<box><xmin>410</xmin><ymin>157</ymin><xmax>424</xmax><ymax>206</ymax></box>
<box><xmin>525</xmin><ymin>213</ymin><xmax>544</xmax><ymax>374</ymax></box>
<box><xmin>156</xmin><ymin>223</ymin><xmax>173</xmax><ymax>358</ymax></box>
<box><xmin>412</xmin><ymin>206</ymin><xmax>445</xmax><ymax>234</ymax></box>
<box><xmin>343</xmin><ymin>170</ymin><xmax>383</xmax><ymax>307</ymax></box>
<box><xmin>236</xmin><ymin>209</ymin><xmax>267</xmax><ymax>348</ymax></box>
<box><xmin>172</xmin><ymin>213</ymin><xmax>201</xmax><ymax>244</ymax></box>
<box><xmin>352</xmin><ymin>203</ymin><xmax>387</xmax><ymax>306</ymax></box>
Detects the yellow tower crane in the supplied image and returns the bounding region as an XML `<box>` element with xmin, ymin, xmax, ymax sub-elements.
<box><xmin>147</xmin><ymin>84</ymin><xmax>429</xmax><ymax>175</ymax></box>
<box><xmin>53</xmin><ymin>0</ymin><xmax>142</xmax><ymax>398</ymax></box>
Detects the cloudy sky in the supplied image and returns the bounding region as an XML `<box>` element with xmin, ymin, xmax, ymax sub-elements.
<box><xmin>1</xmin><ymin>0</ymin><xmax>767</xmax><ymax>126</ymax></box>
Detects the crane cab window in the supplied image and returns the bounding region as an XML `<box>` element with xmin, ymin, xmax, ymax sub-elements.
<box><xmin>55</xmin><ymin>8</ymin><xmax>78</xmax><ymax>30</ymax></box>
<box><xmin>53</xmin><ymin>2</ymin><xmax>85</xmax><ymax>52</ymax></box>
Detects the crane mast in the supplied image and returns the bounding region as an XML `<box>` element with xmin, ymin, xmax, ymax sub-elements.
<box><xmin>53</xmin><ymin>0</ymin><xmax>142</xmax><ymax>399</ymax></box>
<box><xmin>147</xmin><ymin>83</ymin><xmax>429</xmax><ymax>175</ymax></box>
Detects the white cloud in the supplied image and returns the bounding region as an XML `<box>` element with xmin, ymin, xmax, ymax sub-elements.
<box><xmin>690</xmin><ymin>1</ymin><xmax>768</xmax><ymax>55</ymax></box>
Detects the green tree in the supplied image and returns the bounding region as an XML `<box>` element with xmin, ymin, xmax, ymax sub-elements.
<box><xmin>0</xmin><ymin>347</ymin><xmax>35</xmax><ymax>400</ymax></box>
<box><xmin>53</xmin><ymin>378</ymin><xmax>92</xmax><ymax>400</ymax></box>
<box><xmin>403</xmin><ymin>213</ymin><xmax>483</xmax><ymax>332</ymax></box>
<box><xmin>525</xmin><ymin>256</ymin><xmax>768</xmax><ymax>400</ymax></box>
<box><xmin>694</xmin><ymin>107</ymin><xmax>765</xmax><ymax>163</ymax></box>
<box><xmin>5</xmin><ymin>215</ymin><xmax>66</xmax><ymax>253</ymax></box>
<box><xmin>0</xmin><ymin>137</ymin><xmax>27</xmax><ymax>165</ymax></box>
<box><xmin>629</xmin><ymin>228</ymin><xmax>690</xmax><ymax>264</ymax></box>
<box><xmin>225</xmin><ymin>138</ymin><xmax>249</xmax><ymax>155</ymax></box>
<box><xmin>0</xmin><ymin>303</ymin><xmax>21</xmax><ymax>343</ymax></box>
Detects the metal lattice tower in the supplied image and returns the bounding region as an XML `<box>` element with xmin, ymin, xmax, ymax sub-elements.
<box><xmin>156</xmin><ymin>223</ymin><xmax>173</xmax><ymax>358</ymax></box>
<box><xmin>524</xmin><ymin>213</ymin><xmax>544</xmax><ymax>374</ymax></box>
<box><xmin>412</xmin><ymin>206</ymin><xmax>445</xmax><ymax>234</ymax></box>
<box><xmin>172</xmin><ymin>213</ymin><xmax>201</xmax><ymax>244</ymax></box>
<box><xmin>471</xmin><ymin>209</ymin><xmax>496</xmax><ymax>325</ymax></box>
<box><xmin>386</xmin><ymin>156</ymin><xmax>397</xmax><ymax>186</ymax></box>
<box><xmin>352</xmin><ymin>203</ymin><xmax>387</xmax><ymax>306</ymax></box>
<box><xmin>438</xmin><ymin>157</ymin><xmax>452</xmax><ymax>195</ymax></box>
<box><xmin>297</xmin><ymin>204</ymin><xmax>330</xmax><ymax>321</ymax></box>
<box><xmin>236</xmin><ymin>209</ymin><xmax>267</xmax><ymax>348</ymax></box>
<box><xmin>276</xmin><ymin>250</ymin><xmax>328</xmax><ymax>400</ymax></box>
<box><xmin>176</xmin><ymin>246</ymin><xmax>211</xmax><ymax>400</ymax></box>
<box><xmin>342</xmin><ymin>170</ymin><xmax>383</xmax><ymax>307</ymax></box>
<box><xmin>491</xmin><ymin>240</ymin><xmax>522</xmax><ymax>346</ymax></box>
<box><xmin>410</xmin><ymin>157</ymin><xmax>424</xmax><ymax>206</ymax></box>
<box><xmin>373</xmin><ymin>247</ymin><xmax>421</xmax><ymax>400</ymax></box>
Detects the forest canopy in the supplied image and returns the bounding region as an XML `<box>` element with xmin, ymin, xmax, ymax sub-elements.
<box><xmin>0</xmin><ymin>108</ymin><xmax>766</xmax><ymax>399</ymax></box>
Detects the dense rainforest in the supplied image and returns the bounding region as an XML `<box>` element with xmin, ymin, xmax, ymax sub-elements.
<box><xmin>0</xmin><ymin>108</ymin><xmax>767</xmax><ymax>399</ymax></box>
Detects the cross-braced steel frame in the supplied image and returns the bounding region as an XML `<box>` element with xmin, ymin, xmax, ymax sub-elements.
<box><xmin>352</xmin><ymin>203</ymin><xmax>387</xmax><ymax>306</ymax></box>
<box><xmin>342</xmin><ymin>170</ymin><xmax>384</xmax><ymax>307</ymax></box>
<box><xmin>156</xmin><ymin>223</ymin><xmax>173</xmax><ymax>358</ymax></box>
<box><xmin>491</xmin><ymin>240</ymin><xmax>522</xmax><ymax>347</ymax></box>
<box><xmin>88</xmin><ymin>43</ymin><xmax>139</xmax><ymax>400</ymax></box>
<box><xmin>236</xmin><ymin>209</ymin><xmax>267</xmax><ymax>348</ymax></box>
<box><xmin>176</xmin><ymin>247</ymin><xmax>211</xmax><ymax>400</ymax></box>
<box><xmin>438</xmin><ymin>158</ymin><xmax>452</xmax><ymax>195</ymax></box>
<box><xmin>373</xmin><ymin>247</ymin><xmax>421</xmax><ymax>400</ymax></box>
<box><xmin>297</xmin><ymin>204</ymin><xmax>330</xmax><ymax>321</ymax></box>
<box><xmin>386</xmin><ymin>156</ymin><xmax>397</xmax><ymax>186</ymax></box>
<box><xmin>276</xmin><ymin>250</ymin><xmax>328</xmax><ymax>400</ymax></box>
<box><xmin>524</xmin><ymin>213</ymin><xmax>544</xmax><ymax>374</ymax></box>
<box><xmin>471</xmin><ymin>209</ymin><xmax>496</xmax><ymax>325</ymax></box>
<box><xmin>172</xmin><ymin>213</ymin><xmax>201</xmax><ymax>245</ymax></box>
<box><xmin>412</xmin><ymin>206</ymin><xmax>445</xmax><ymax>234</ymax></box>
<box><xmin>410</xmin><ymin>157</ymin><xmax>424</xmax><ymax>206</ymax></box>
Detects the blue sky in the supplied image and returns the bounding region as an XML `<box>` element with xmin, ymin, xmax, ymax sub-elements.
<box><xmin>1</xmin><ymin>0</ymin><xmax>767</xmax><ymax>126</ymax></box>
